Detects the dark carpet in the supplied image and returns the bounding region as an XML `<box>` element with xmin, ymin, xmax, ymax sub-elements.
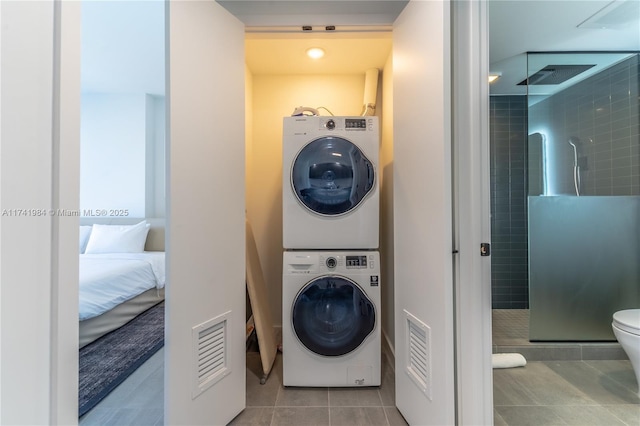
<box><xmin>78</xmin><ymin>302</ymin><xmax>164</xmax><ymax>417</ymax></box>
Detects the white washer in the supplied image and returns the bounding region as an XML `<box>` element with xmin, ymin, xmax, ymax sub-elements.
<box><xmin>282</xmin><ymin>250</ymin><xmax>381</xmax><ymax>387</ymax></box>
<box><xmin>283</xmin><ymin>116</ymin><xmax>379</xmax><ymax>249</ymax></box>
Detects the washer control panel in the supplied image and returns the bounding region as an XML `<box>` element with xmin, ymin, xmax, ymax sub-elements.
<box><xmin>346</xmin><ymin>255</ymin><xmax>367</xmax><ymax>269</ymax></box>
<box><xmin>285</xmin><ymin>252</ymin><xmax>378</xmax><ymax>274</ymax></box>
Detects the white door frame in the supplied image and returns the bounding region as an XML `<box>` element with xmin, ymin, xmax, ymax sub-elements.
<box><xmin>451</xmin><ymin>1</ymin><xmax>493</xmax><ymax>424</ymax></box>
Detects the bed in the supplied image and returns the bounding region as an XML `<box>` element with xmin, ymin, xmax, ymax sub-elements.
<box><xmin>78</xmin><ymin>218</ymin><xmax>165</xmax><ymax>348</ymax></box>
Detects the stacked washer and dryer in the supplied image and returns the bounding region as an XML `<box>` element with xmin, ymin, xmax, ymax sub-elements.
<box><xmin>282</xmin><ymin>115</ymin><xmax>381</xmax><ymax>387</ymax></box>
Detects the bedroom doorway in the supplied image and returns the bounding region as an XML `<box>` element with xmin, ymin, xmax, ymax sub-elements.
<box><xmin>78</xmin><ymin>0</ymin><xmax>166</xmax><ymax>422</ymax></box>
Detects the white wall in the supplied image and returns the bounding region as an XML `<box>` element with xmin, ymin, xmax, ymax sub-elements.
<box><xmin>0</xmin><ymin>1</ymin><xmax>80</xmax><ymax>424</ymax></box>
<box><xmin>80</xmin><ymin>93</ymin><xmax>165</xmax><ymax>218</ymax></box>
<box><xmin>0</xmin><ymin>3</ymin><xmax>54</xmax><ymax>422</ymax></box>
<box><xmin>247</xmin><ymin>73</ymin><xmax>367</xmax><ymax>326</ymax></box>
<box><xmin>81</xmin><ymin>93</ymin><xmax>147</xmax><ymax>217</ymax></box>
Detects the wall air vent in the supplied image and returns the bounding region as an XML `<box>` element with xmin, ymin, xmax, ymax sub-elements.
<box><xmin>404</xmin><ymin>310</ymin><xmax>432</xmax><ymax>400</ymax></box>
<box><xmin>517</xmin><ymin>65</ymin><xmax>595</xmax><ymax>86</ymax></box>
<box><xmin>192</xmin><ymin>311</ymin><xmax>231</xmax><ymax>399</ymax></box>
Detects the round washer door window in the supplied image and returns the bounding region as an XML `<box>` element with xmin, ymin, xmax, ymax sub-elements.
<box><xmin>291</xmin><ymin>136</ymin><xmax>374</xmax><ymax>216</ymax></box>
<box><xmin>292</xmin><ymin>275</ymin><xmax>375</xmax><ymax>357</ymax></box>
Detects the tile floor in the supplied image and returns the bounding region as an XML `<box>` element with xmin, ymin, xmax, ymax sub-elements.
<box><xmin>80</xmin><ymin>310</ymin><xmax>640</xmax><ymax>425</ymax></box>
<box><xmin>228</xmin><ymin>350</ymin><xmax>407</xmax><ymax>426</ymax></box>
<box><xmin>493</xmin><ymin>359</ymin><xmax>639</xmax><ymax>425</ymax></box>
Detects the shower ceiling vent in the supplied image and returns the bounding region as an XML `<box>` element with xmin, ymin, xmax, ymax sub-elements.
<box><xmin>517</xmin><ymin>64</ymin><xmax>595</xmax><ymax>86</ymax></box>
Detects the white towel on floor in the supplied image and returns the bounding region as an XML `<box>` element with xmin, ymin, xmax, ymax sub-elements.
<box><xmin>492</xmin><ymin>353</ymin><xmax>526</xmax><ymax>369</ymax></box>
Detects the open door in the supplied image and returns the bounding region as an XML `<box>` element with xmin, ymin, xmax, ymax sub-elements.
<box><xmin>392</xmin><ymin>1</ymin><xmax>455</xmax><ymax>424</ymax></box>
<box><xmin>166</xmin><ymin>1</ymin><xmax>246</xmax><ymax>424</ymax></box>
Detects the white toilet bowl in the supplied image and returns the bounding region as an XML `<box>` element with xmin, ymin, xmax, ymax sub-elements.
<box><xmin>612</xmin><ymin>309</ymin><xmax>640</xmax><ymax>393</ymax></box>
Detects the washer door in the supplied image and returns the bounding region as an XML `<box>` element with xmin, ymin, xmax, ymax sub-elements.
<box><xmin>292</xmin><ymin>275</ymin><xmax>375</xmax><ymax>357</ymax></box>
<box><xmin>291</xmin><ymin>136</ymin><xmax>374</xmax><ymax>216</ymax></box>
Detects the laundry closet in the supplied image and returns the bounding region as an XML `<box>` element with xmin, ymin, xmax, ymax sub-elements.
<box><xmin>243</xmin><ymin>29</ymin><xmax>394</xmax><ymax>354</ymax></box>
<box><xmin>167</xmin><ymin>2</ymin><xmax>469</xmax><ymax>425</ymax></box>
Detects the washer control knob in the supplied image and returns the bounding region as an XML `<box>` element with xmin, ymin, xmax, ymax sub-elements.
<box><xmin>326</xmin><ymin>119</ymin><xmax>336</xmax><ymax>130</ymax></box>
<box><xmin>326</xmin><ymin>257</ymin><xmax>337</xmax><ymax>268</ymax></box>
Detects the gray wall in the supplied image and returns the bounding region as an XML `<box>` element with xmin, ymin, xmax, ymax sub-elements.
<box><xmin>490</xmin><ymin>96</ymin><xmax>529</xmax><ymax>309</ymax></box>
<box><xmin>529</xmin><ymin>54</ymin><xmax>639</xmax><ymax>196</ymax></box>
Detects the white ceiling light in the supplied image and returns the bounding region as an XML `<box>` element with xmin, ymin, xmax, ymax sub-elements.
<box><xmin>306</xmin><ymin>47</ymin><xmax>325</xmax><ymax>59</ymax></box>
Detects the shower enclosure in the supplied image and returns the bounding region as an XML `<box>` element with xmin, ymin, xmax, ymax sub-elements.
<box><xmin>526</xmin><ymin>52</ymin><xmax>640</xmax><ymax>341</ymax></box>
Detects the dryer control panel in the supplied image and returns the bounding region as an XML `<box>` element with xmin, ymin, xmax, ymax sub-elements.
<box><xmin>345</xmin><ymin>118</ymin><xmax>367</xmax><ymax>129</ymax></box>
<box><xmin>315</xmin><ymin>116</ymin><xmax>376</xmax><ymax>132</ymax></box>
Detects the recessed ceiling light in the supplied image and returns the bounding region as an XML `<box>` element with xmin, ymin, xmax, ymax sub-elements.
<box><xmin>306</xmin><ymin>47</ymin><xmax>325</xmax><ymax>59</ymax></box>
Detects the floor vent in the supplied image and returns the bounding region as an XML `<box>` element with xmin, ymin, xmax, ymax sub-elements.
<box><xmin>404</xmin><ymin>310</ymin><xmax>432</xmax><ymax>400</ymax></box>
<box><xmin>192</xmin><ymin>311</ymin><xmax>231</xmax><ymax>399</ymax></box>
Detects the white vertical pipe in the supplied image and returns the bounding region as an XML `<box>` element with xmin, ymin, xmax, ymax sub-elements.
<box><xmin>362</xmin><ymin>68</ymin><xmax>379</xmax><ymax>115</ymax></box>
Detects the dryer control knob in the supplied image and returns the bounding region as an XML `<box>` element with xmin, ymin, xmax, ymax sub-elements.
<box><xmin>326</xmin><ymin>257</ymin><xmax>337</xmax><ymax>268</ymax></box>
<box><xmin>326</xmin><ymin>119</ymin><xmax>336</xmax><ymax>130</ymax></box>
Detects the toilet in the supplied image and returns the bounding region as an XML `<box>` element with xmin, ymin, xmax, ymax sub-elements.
<box><xmin>612</xmin><ymin>309</ymin><xmax>640</xmax><ymax>393</ymax></box>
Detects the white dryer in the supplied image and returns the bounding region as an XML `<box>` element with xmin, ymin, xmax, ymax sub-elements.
<box><xmin>282</xmin><ymin>250</ymin><xmax>381</xmax><ymax>387</ymax></box>
<box><xmin>283</xmin><ymin>116</ymin><xmax>379</xmax><ymax>249</ymax></box>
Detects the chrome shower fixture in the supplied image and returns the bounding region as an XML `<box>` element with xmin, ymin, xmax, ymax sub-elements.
<box><xmin>568</xmin><ymin>137</ymin><xmax>581</xmax><ymax>196</ymax></box>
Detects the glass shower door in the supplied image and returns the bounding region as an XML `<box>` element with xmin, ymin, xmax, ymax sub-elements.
<box><xmin>526</xmin><ymin>52</ymin><xmax>640</xmax><ymax>341</ymax></box>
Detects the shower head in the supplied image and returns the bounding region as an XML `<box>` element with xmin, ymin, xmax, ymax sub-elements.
<box><xmin>568</xmin><ymin>136</ymin><xmax>581</xmax><ymax>147</ymax></box>
<box><xmin>568</xmin><ymin>137</ymin><xmax>581</xmax><ymax>169</ymax></box>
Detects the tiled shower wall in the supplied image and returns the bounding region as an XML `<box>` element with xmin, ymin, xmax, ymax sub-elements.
<box><xmin>529</xmin><ymin>54</ymin><xmax>640</xmax><ymax>196</ymax></box>
<box><xmin>490</xmin><ymin>96</ymin><xmax>529</xmax><ymax>309</ymax></box>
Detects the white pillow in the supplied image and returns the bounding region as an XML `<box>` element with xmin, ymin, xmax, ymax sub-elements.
<box><xmin>79</xmin><ymin>225</ymin><xmax>93</xmax><ymax>254</ymax></box>
<box><xmin>84</xmin><ymin>221</ymin><xmax>151</xmax><ymax>254</ymax></box>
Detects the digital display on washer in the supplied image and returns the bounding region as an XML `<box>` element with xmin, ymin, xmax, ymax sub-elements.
<box><xmin>346</xmin><ymin>255</ymin><xmax>367</xmax><ymax>269</ymax></box>
<box><xmin>345</xmin><ymin>118</ymin><xmax>367</xmax><ymax>129</ymax></box>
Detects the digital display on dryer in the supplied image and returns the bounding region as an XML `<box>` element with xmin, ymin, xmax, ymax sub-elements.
<box><xmin>345</xmin><ymin>118</ymin><xmax>367</xmax><ymax>129</ymax></box>
<box><xmin>346</xmin><ymin>256</ymin><xmax>367</xmax><ymax>269</ymax></box>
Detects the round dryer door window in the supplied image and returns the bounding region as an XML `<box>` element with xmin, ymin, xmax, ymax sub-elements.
<box><xmin>292</xmin><ymin>275</ymin><xmax>375</xmax><ymax>357</ymax></box>
<box><xmin>291</xmin><ymin>136</ymin><xmax>375</xmax><ymax>216</ymax></box>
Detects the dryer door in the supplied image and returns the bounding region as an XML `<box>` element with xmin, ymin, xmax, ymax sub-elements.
<box><xmin>292</xmin><ymin>275</ymin><xmax>375</xmax><ymax>356</ymax></box>
<box><xmin>291</xmin><ymin>136</ymin><xmax>374</xmax><ymax>216</ymax></box>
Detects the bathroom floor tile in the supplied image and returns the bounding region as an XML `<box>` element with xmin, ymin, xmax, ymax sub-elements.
<box><xmin>328</xmin><ymin>387</ymin><xmax>383</xmax><ymax>407</ymax></box>
<box><xmin>329</xmin><ymin>407</ymin><xmax>387</xmax><ymax>426</ymax></box>
<box><xmin>271</xmin><ymin>407</ymin><xmax>329</xmax><ymax>426</ymax></box>
<box><xmin>544</xmin><ymin>360</ymin><xmax>639</xmax><ymax>405</ymax></box>
<box><xmin>275</xmin><ymin>386</ymin><xmax>328</xmax><ymax>407</ymax></box>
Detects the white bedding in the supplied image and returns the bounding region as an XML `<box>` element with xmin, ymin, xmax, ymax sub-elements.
<box><xmin>79</xmin><ymin>252</ymin><xmax>165</xmax><ymax>321</ymax></box>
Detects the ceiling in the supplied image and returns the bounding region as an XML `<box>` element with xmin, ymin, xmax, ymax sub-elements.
<box><xmin>488</xmin><ymin>0</ymin><xmax>640</xmax><ymax>96</ymax></box>
<box><xmin>238</xmin><ymin>0</ymin><xmax>640</xmax><ymax>95</ymax></box>
<box><xmin>81</xmin><ymin>0</ymin><xmax>640</xmax><ymax>96</ymax></box>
